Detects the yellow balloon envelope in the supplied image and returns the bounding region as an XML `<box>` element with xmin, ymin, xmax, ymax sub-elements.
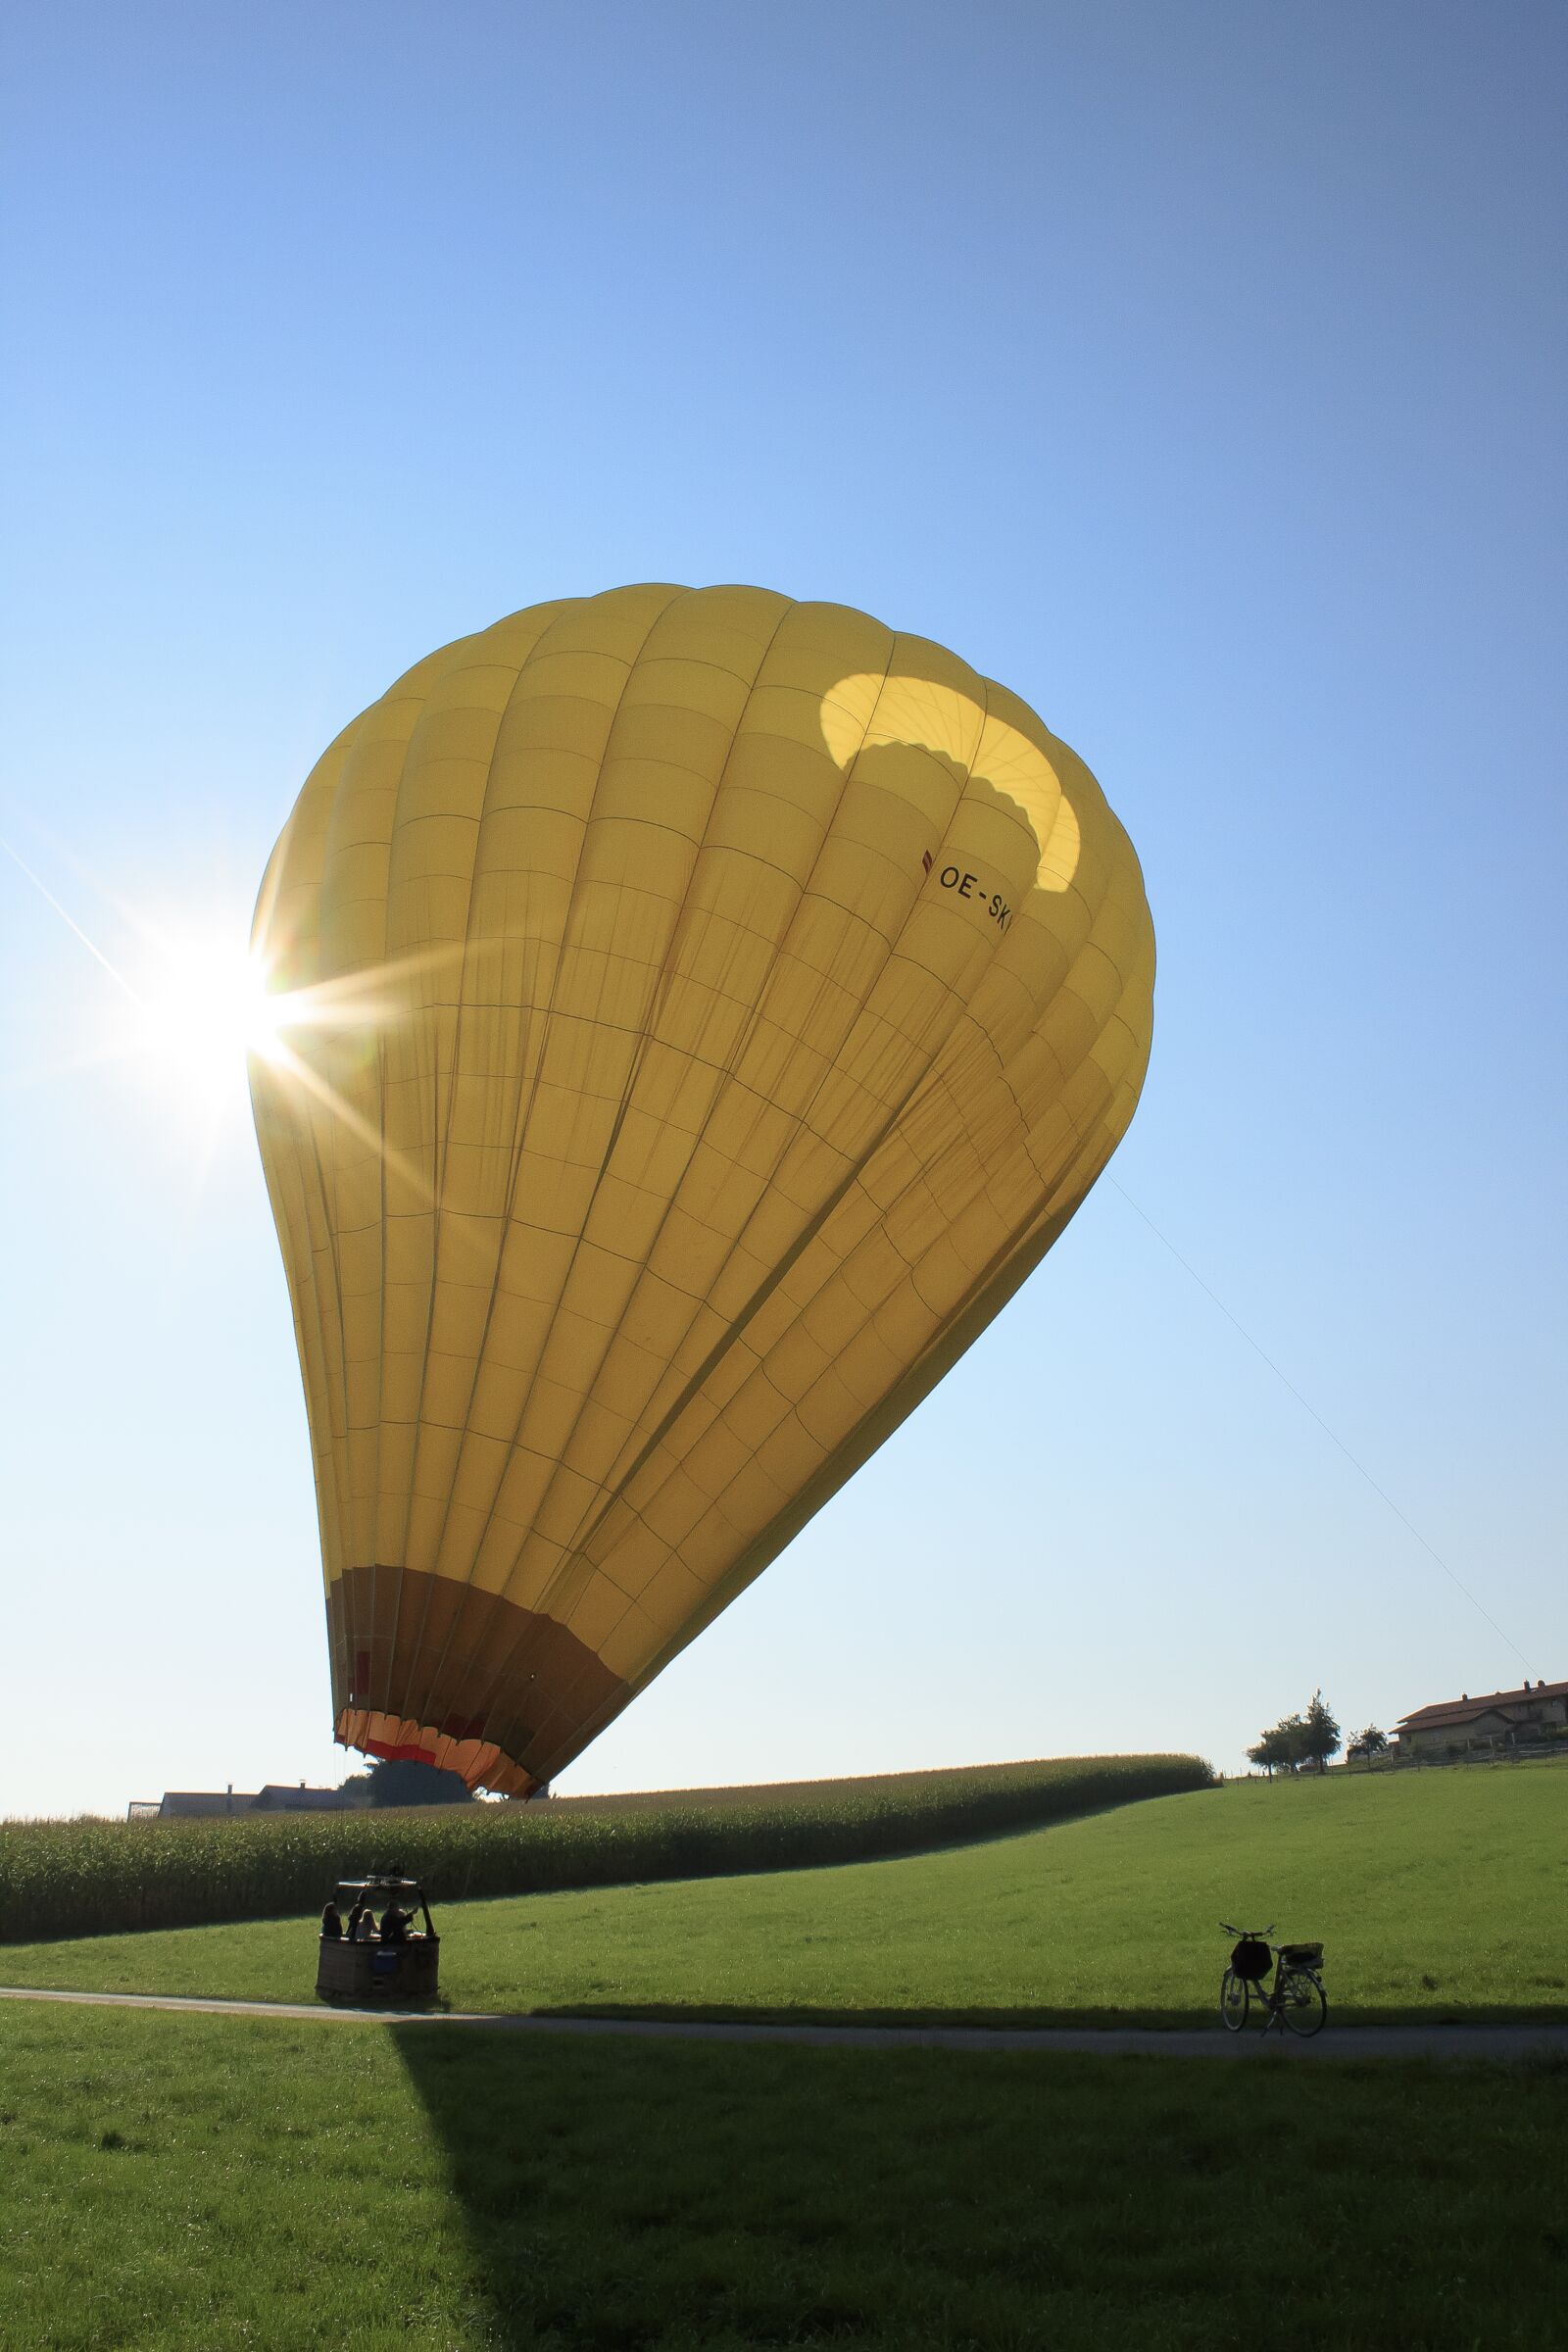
<box><xmin>250</xmin><ymin>585</ymin><xmax>1154</xmax><ymax>1793</ymax></box>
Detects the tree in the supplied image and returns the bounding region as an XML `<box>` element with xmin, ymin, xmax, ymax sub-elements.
<box><xmin>1302</xmin><ymin>1689</ymin><xmax>1342</xmax><ymax>1775</ymax></box>
<box><xmin>1249</xmin><ymin>1715</ymin><xmax>1308</xmax><ymax>1776</ymax></box>
<box><xmin>1276</xmin><ymin>1713</ymin><xmax>1310</xmax><ymax>1773</ymax></box>
<box><xmin>367</xmin><ymin>1758</ymin><xmax>474</xmax><ymax>1808</ymax></box>
<box><xmin>1349</xmin><ymin>1725</ymin><xmax>1388</xmax><ymax>1770</ymax></box>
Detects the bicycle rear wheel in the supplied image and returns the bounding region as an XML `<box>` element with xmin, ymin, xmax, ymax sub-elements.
<box><xmin>1279</xmin><ymin>1970</ymin><xmax>1328</xmax><ymax>2037</ymax></box>
<box><xmin>1220</xmin><ymin>1969</ymin><xmax>1250</xmax><ymax>2033</ymax></box>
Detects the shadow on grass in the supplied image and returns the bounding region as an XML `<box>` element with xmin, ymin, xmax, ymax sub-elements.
<box><xmin>389</xmin><ymin>2013</ymin><xmax>1568</xmax><ymax>2351</ymax></box>
<box><xmin>389</xmin><ymin>2020</ymin><xmax>1054</xmax><ymax>2350</ymax></box>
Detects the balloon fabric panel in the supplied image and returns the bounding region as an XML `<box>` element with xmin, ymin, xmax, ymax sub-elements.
<box><xmin>250</xmin><ymin>585</ymin><xmax>1154</xmax><ymax>1794</ymax></box>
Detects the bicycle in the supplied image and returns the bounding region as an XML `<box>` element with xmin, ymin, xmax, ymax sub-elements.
<box><xmin>1219</xmin><ymin>1924</ymin><xmax>1328</xmax><ymax>2037</ymax></box>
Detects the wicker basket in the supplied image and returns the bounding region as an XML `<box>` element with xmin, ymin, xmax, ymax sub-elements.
<box><xmin>317</xmin><ymin>1935</ymin><xmax>439</xmax><ymax>2000</ymax></box>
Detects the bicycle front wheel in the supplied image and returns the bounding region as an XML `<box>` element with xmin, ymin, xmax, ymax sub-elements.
<box><xmin>1220</xmin><ymin>1969</ymin><xmax>1250</xmax><ymax>2033</ymax></box>
<box><xmin>1279</xmin><ymin>1971</ymin><xmax>1328</xmax><ymax>2037</ymax></box>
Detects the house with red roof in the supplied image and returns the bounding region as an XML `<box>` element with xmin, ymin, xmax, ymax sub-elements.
<box><xmin>1393</xmin><ymin>1678</ymin><xmax>1567</xmax><ymax>1757</ymax></box>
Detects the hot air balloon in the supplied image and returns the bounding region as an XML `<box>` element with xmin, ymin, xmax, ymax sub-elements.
<box><xmin>250</xmin><ymin>585</ymin><xmax>1153</xmax><ymax>1794</ymax></box>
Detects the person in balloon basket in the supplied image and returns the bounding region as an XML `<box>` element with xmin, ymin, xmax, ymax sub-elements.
<box><xmin>319</xmin><ymin>1899</ymin><xmax>344</xmax><ymax>1941</ymax></box>
<box><xmin>378</xmin><ymin>1898</ymin><xmax>411</xmax><ymax>1946</ymax></box>
<box><xmin>346</xmin><ymin>1897</ymin><xmax>375</xmax><ymax>1943</ymax></box>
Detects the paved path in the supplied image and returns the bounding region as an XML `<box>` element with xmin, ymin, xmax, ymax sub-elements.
<box><xmin>3</xmin><ymin>1984</ymin><xmax>1563</xmax><ymax>2061</ymax></box>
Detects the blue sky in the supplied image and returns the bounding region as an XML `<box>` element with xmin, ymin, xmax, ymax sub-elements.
<box><xmin>2</xmin><ymin>3</ymin><xmax>1562</xmax><ymax>1816</ymax></box>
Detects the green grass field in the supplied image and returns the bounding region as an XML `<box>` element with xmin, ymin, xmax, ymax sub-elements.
<box><xmin>4</xmin><ymin>2003</ymin><xmax>1564</xmax><ymax>2352</ymax></box>
<box><xmin>6</xmin><ymin>1765</ymin><xmax>1563</xmax><ymax>2026</ymax></box>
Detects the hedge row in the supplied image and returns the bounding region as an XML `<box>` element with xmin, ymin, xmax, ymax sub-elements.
<box><xmin>0</xmin><ymin>1752</ymin><xmax>1215</xmax><ymax>1943</ymax></box>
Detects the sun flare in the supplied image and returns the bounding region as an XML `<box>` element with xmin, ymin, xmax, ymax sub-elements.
<box><xmin>134</xmin><ymin>938</ymin><xmax>295</xmax><ymax>1088</ymax></box>
<box><xmin>3</xmin><ymin>834</ymin><xmax>416</xmax><ymax>1200</ymax></box>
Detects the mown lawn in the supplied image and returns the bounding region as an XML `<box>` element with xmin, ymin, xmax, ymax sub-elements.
<box><xmin>5</xmin><ymin>1766</ymin><xmax>1563</xmax><ymax>2026</ymax></box>
<box><xmin>3</xmin><ymin>2004</ymin><xmax>1564</xmax><ymax>2352</ymax></box>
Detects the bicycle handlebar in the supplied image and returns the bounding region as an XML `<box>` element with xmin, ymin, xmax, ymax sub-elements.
<box><xmin>1219</xmin><ymin>1922</ymin><xmax>1275</xmax><ymax>1936</ymax></box>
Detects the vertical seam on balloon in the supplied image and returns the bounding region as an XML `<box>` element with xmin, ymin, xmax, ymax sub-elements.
<box><xmin>334</xmin><ymin>705</ymin><xmax>416</xmax><ymax>1689</ymax></box>
<box><xmin>362</xmin><ymin>672</ymin><xmax>486</xmax><ymax>1711</ymax></box>
<box><xmin>378</xmin><ymin>612</ymin><xmax>590</xmax><ymax>1707</ymax></box>
<box><xmin>515</xmin><ymin>633</ymin><xmax>983</xmax><ymax>1737</ymax></box>
<box><xmin>545</xmin><ymin>640</ymin><xmax>911</xmax><ymax>1535</ymax></box>
<box><xmin>359</xmin><ymin>697</ymin><xmax>434</xmax><ymax>1717</ymax></box>
<box><xmin>260</xmin><ymin>742</ymin><xmax>364</xmax><ymax>1673</ymax></box>
<box><xmin>407</xmin><ymin>590</ymin><xmax>702</xmax><ymax>1736</ymax></box>
<box><xmin>274</xmin><ymin>692</ymin><xmax>429</xmax><ymax>1714</ymax></box>
<box><xmin>449</xmin><ymin>591</ymin><xmax>803</xmax><ymax>1740</ymax></box>
<box><xmin>512</xmin><ymin>618</ymin><xmax>911</xmax><ymax>1674</ymax></box>
<box><xmin>257</xmin><ymin>1081</ymin><xmax>346</xmax><ymax>1644</ymax></box>
<box><xmin>405</xmin><ymin>597</ymin><xmax>699</xmax><ymax>1712</ymax></box>
<box><xmin>269</xmin><ymin>1030</ymin><xmax>357</xmax><ymax>1659</ymax></box>
<box><xmin>303</xmin><ymin>1115</ymin><xmax>358</xmax><ymax>1633</ymax></box>
<box><xmin>392</xmin><ymin>611</ymin><xmax>595</xmax><ymax>1720</ymax></box>
<box><xmin>554</xmin><ymin>652</ymin><xmax>998</xmax><ymax>1621</ymax></box>
<box><xmin>501</xmin><ymin>601</ymin><xmax>808</xmax><ymax>1623</ymax></box>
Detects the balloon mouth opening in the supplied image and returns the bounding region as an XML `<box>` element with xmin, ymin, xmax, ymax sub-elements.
<box><xmin>335</xmin><ymin>1706</ymin><xmax>540</xmax><ymax>1799</ymax></box>
<box><xmin>327</xmin><ymin>1568</ymin><xmax>630</xmax><ymax>1802</ymax></box>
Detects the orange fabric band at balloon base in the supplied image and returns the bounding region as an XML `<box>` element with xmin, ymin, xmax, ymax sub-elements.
<box><xmin>334</xmin><ymin>1711</ymin><xmax>532</xmax><ymax>1797</ymax></box>
<box><xmin>325</xmin><ymin>1563</ymin><xmax>628</xmax><ymax>1794</ymax></box>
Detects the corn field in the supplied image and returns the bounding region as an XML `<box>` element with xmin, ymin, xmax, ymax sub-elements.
<box><xmin>0</xmin><ymin>1752</ymin><xmax>1214</xmax><ymax>1943</ymax></box>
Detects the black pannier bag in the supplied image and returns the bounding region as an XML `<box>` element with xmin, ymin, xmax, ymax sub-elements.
<box><xmin>1231</xmin><ymin>1936</ymin><xmax>1272</xmax><ymax>1983</ymax></box>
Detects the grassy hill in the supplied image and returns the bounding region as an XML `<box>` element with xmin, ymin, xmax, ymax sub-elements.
<box><xmin>6</xmin><ymin>1761</ymin><xmax>1562</xmax><ymax>2027</ymax></box>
